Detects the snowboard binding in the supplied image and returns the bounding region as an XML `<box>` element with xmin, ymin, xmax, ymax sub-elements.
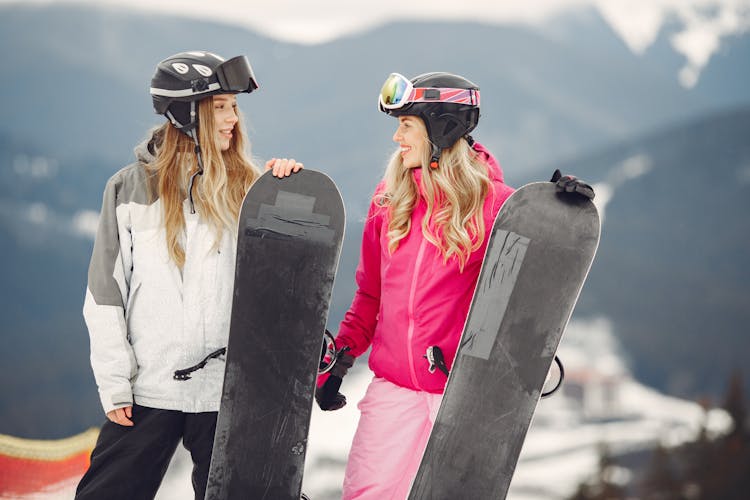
<box><xmin>318</xmin><ymin>329</ymin><xmax>351</xmax><ymax>375</ymax></box>
<box><xmin>318</xmin><ymin>330</ymin><xmax>337</xmax><ymax>374</ymax></box>
<box><xmin>540</xmin><ymin>355</ymin><xmax>564</xmax><ymax>398</ymax></box>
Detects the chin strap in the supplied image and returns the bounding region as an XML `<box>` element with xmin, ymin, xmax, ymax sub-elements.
<box><xmin>165</xmin><ymin>101</ymin><xmax>198</xmax><ymax>134</ymax></box>
<box><xmin>166</xmin><ymin>102</ymin><xmax>203</xmax><ymax>214</ymax></box>
<box><xmin>186</xmin><ymin>127</ymin><xmax>204</xmax><ymax>215</ymax></box>
<box><xmin>429</xmin><ymin>144</ymin><xmax>441</xmax><ymax>169</ymax></box>
<box><xmin>428</xmin><ymin>135</ymin><xmax>476</xmax><ymax>169</ymax></box>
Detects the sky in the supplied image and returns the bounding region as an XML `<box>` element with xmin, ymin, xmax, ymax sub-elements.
<box><xmin>6</xmin><ymin>0</ymin><xmax>749</xmax><ymax>88</ymax></box>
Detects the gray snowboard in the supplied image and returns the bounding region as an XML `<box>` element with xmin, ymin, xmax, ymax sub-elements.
<box><xmin>408</xmin><ymin>181</ymin><xmax>600</xmax><ymax>499</ymax></box>
<box><xmin>205</xmin><ymin>169</ymin><xmax>345</xmax><ymax>500</ymax></box>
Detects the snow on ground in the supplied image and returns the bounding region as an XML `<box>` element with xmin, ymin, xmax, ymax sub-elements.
<box><xmin>152</xmin><ymin>317</ymin><xmax>729</xmax><ymax>500</ymax></box>
<box><xmin>3</xmin><ymin>478</ymin><xmax>81</xmax><ymax>500</ymax></box>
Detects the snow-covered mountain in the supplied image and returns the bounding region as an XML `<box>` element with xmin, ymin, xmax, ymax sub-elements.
<box><xmin>21</xmin><ymin>0</ymin><xmax>749</xmax><ymax>90</ymax></box>
<box><xmin>0</xmin><ymin>0</ymin><xmax>747</xmax><ymax>450</ymax></box>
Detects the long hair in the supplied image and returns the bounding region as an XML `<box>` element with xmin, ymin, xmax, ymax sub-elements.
<box><xmin>378</xmin><ymin>121</ymin><xmax>492</xmax><ymax>271</ymax></box>
<box><xmin>145</xmin><ymin>96</ymin><xmax>261</xmax><ymax>268</ymax></box>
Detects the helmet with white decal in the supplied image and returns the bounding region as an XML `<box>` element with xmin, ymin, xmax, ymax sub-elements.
<box><xmin>150</xmin><ymin>50</ymin><xmax>258</xmax><ymax>134</ymax></box>
<box><xmin>149</xmin><ymin>50</ymin><xmax>258</xmax><ymax>214</ymax></box>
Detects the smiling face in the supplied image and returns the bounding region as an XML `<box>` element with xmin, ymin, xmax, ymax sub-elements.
<box><xmin>212</xmin><ymin>94</ymin><xmax>239</xmax><ymax>151</ymax></box>
<box><xmin>393</xmin><ymin>115</ymin><xmax>428</xmax><ymax>169</ymax></box>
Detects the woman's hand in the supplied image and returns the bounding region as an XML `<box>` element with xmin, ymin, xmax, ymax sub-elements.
<box><xmin>265</xmin><ymin>158</ymin><xmax>304</xmax><ymax>178</ymax></box>
<box><xmin>107</xmin><ymin>405</ymin><xmax>134</xmax><ymax>427</ymax></box>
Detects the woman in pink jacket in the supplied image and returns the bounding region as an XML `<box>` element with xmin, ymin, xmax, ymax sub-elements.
<box><xmin>316</xmin><ymin>71</ymin><xmax>593</xmax><ymax>499</ymax></box>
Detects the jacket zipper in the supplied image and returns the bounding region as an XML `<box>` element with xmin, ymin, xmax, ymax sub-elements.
<box><xmin>406</xmin><ymin>237</ymin><xmax>427</xmax><ymax>390</ymax></box>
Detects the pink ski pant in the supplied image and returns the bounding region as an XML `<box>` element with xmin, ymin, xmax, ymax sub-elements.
<box><xmin>342</xmin><ymin>377</ymin><xmax>443</xmax><ymax>500</ymax></box>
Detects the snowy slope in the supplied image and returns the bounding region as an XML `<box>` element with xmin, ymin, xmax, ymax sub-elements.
<box><xmin>151</xmin><ymin>317</ymin><xmax>729</xmax><ymax>500</ymax></box>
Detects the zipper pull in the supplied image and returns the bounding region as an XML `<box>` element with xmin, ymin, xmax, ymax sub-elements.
<box><xmin>424</xmin><ymin>346</ymin><xmax>450</xmax><ymax>377</ymax></box>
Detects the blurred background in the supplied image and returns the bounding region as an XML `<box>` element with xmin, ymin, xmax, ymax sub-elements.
<box><xmin>0</xmin><ymin>0</ymin><xmax>748</xmax><ymax>498</ymax></box>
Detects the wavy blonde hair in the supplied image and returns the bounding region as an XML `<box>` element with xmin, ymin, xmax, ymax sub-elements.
<box><xmin>377</xmin><ymin>119</ymin><xmax>492</xmax><ymax>271</ymax></box>
<box><xmin>145</xmin><ymin>96</ymin><xmax>261</xmax><ymax>268</ymax></box>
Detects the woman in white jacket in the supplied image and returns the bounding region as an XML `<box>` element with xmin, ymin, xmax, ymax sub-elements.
<box><xmin>76</xmin><ymin>51</ymin><xmax>302</xmax><ymax>500</ymax></box>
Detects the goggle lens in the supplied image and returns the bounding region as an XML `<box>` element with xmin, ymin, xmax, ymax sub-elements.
<box><xmin>217</xmin><ymin>55</ymin><xmax>259</xmax><ymax>93</ymax></box>
<box><xmin>380</xmin><ymin>73</ymin><xmax>412</xmax><ymax>109</ymax></box>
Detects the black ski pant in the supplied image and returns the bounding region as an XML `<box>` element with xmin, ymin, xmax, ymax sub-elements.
<box><xmin>75</xmin><ymin>404</ymin><xmax>218</xmax><ymax>500</ymax></box>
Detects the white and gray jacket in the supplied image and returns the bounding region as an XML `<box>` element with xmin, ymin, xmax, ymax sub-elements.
<box><xmin>83</xmin><ymin>132</ymin><xmax>236</xmax><ymax>414</ymax></box>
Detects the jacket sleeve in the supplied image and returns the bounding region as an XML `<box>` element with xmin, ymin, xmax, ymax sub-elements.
<box><xmin>334</xmin><ymin>192</ymin><xmax>385</xmax><ymax>358</ymax></box>
<box><xmin>82</xmin><ymin>174</ymin><xmax>137</xmax><ymax>414</ymax></box>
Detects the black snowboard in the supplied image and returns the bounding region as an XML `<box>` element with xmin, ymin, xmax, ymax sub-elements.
<box><xmin>408</xmin><ymin>182</ymin><xmax>600</xmax><ymax>499</ymax></box>
<box><xmin>205</xmin><ymin>169</ymin><xmax>345</xmax><ymax>500</ymax></box>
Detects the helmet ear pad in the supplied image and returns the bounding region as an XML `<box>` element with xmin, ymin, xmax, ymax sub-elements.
<box><xmin>422</xmin><ymin>105</ymin><xmax>480</xmax><ymax>150</ymax></box>
<box><xmin>167</xmin><ymin>101</ymin><xmax>195</xmax><ymax>130</ymax></box>
<box><xmin>152</xmin><ymin>95</ymin><xmax>171</xmax><ymax>116</ymax></box>
<box><xmin>430</xmin><ymin>112</ymin><xmax>464</xmax><ymax>150</ymax></box>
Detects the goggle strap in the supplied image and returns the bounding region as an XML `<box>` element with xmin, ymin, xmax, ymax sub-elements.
<box><xmin>410</xmin><ymin>88</ymin><xmax>479</xmax><ymax>106</ymax></box>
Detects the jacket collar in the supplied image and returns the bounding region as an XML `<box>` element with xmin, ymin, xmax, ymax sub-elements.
<box><xmin>410</xmin><ymin>141</ymin><xmax>505</xmax><ymax>197</ymax></box>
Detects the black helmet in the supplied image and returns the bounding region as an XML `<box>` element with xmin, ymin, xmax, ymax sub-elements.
<box><xmin>150</xmin><ymin>51</ymin><xmax>258</xmax><ymax>214</ymax></box>
<box><xmin>378</xmin><ymin>72</ymin><xmax>480</xmax><ymax>166</ymax></box>
<box><xmin>150</xmin><ymin>51</ymin><xmax>258</xmax><ymax>134</ymax></box>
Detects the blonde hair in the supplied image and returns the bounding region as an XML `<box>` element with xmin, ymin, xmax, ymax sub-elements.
<box><xmin>377</xmin><ymin>119</ymin><xmax>492</xmax><ymax>271</ymax></box>
<box><xmin>145</xmin><ymin>96</ymin><xmax>261</xmax><ymax>268</ymax></box>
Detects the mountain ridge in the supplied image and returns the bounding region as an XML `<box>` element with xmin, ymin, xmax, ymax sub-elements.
<box><xmin>0</xmin><ymin>3</ymin><xmax>748</xmax><ymax>438</ymax></box>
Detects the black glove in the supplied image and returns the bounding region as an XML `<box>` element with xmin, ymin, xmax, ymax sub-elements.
<box><xmin>550</xmin><ymin>169</ymin><xmax>595</xmax><ymax>200</ymax></box>
<box><xmin>315</xmin><ymin>350</ymin><xmax>355</xmax><ymax>411</ymax></box>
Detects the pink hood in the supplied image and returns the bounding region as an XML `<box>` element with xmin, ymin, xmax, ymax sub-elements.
<box><xmin>333</xmin><ymin>142</ymin><xmax>514</xmax><ymax>393</ymax></box>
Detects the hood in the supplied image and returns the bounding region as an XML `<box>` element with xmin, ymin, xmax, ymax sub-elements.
<box><xmin>411</xmin><ymin>140</ymin><xmax>505</xmax><ymax>190</ymax></box>
<box><xmin>134</xmin><ymin>126</ymin><xmax>164</xmax><ymax>166</ymax></box>
<box><xmin>471</xmin><ymin>141</ymin><xmax>505</xmax><ymax>183</ymax></box>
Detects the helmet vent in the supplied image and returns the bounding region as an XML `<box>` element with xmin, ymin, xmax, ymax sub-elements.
<box><xmin>193</xmin><ymin>64</ymin><xmax>213</xmax><ymax>77</ymax></box>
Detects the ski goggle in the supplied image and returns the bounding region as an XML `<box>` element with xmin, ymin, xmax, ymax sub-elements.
<box><xmin>378</xmin><ymin>72</ymin><xmax>480</xmax><ymax>110</ymax></box>
<box><xmin>216</xmin><ymin>55</ymin><xmax>259</xmax><ymax>93</ymax></box>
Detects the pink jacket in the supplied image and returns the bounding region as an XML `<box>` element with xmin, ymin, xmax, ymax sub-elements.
<box><xmin>335</xmin><ymin>143</ymin><xmax>514</xmax><ymax>394</ymax></box>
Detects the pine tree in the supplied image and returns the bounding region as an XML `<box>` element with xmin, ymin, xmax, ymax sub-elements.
<box><xmin>681</xmin><ymin>399</ymin><xmax>714</xmax><ymax>499</ymax></box>
<box><xmin>703</xmin><ymin>369</ymin><xmax>750</xmax><ymax>499</ymax></box>
<box><xmin>723</xmin><ymin>369</ymin><xmax>747</xmax><ymax>438</ymax></box>
<box><xmin>638</xmin><ymin>443</ymin><xmax>681</xmax><ymax>500</ymax></box>
<box><xmin>568</xmin><ymin>372</ymin><xmax>750</xmax><ymax>500</ymax></box>
<box><xmin>666</xmin><ymin>370</ymin><xmax>749</xmax><ymax>499</ymax></box>
<box><xmin>566</xmin><ymin>443</ymin><xmax>627</xmax><ymax>499</ymax></box>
